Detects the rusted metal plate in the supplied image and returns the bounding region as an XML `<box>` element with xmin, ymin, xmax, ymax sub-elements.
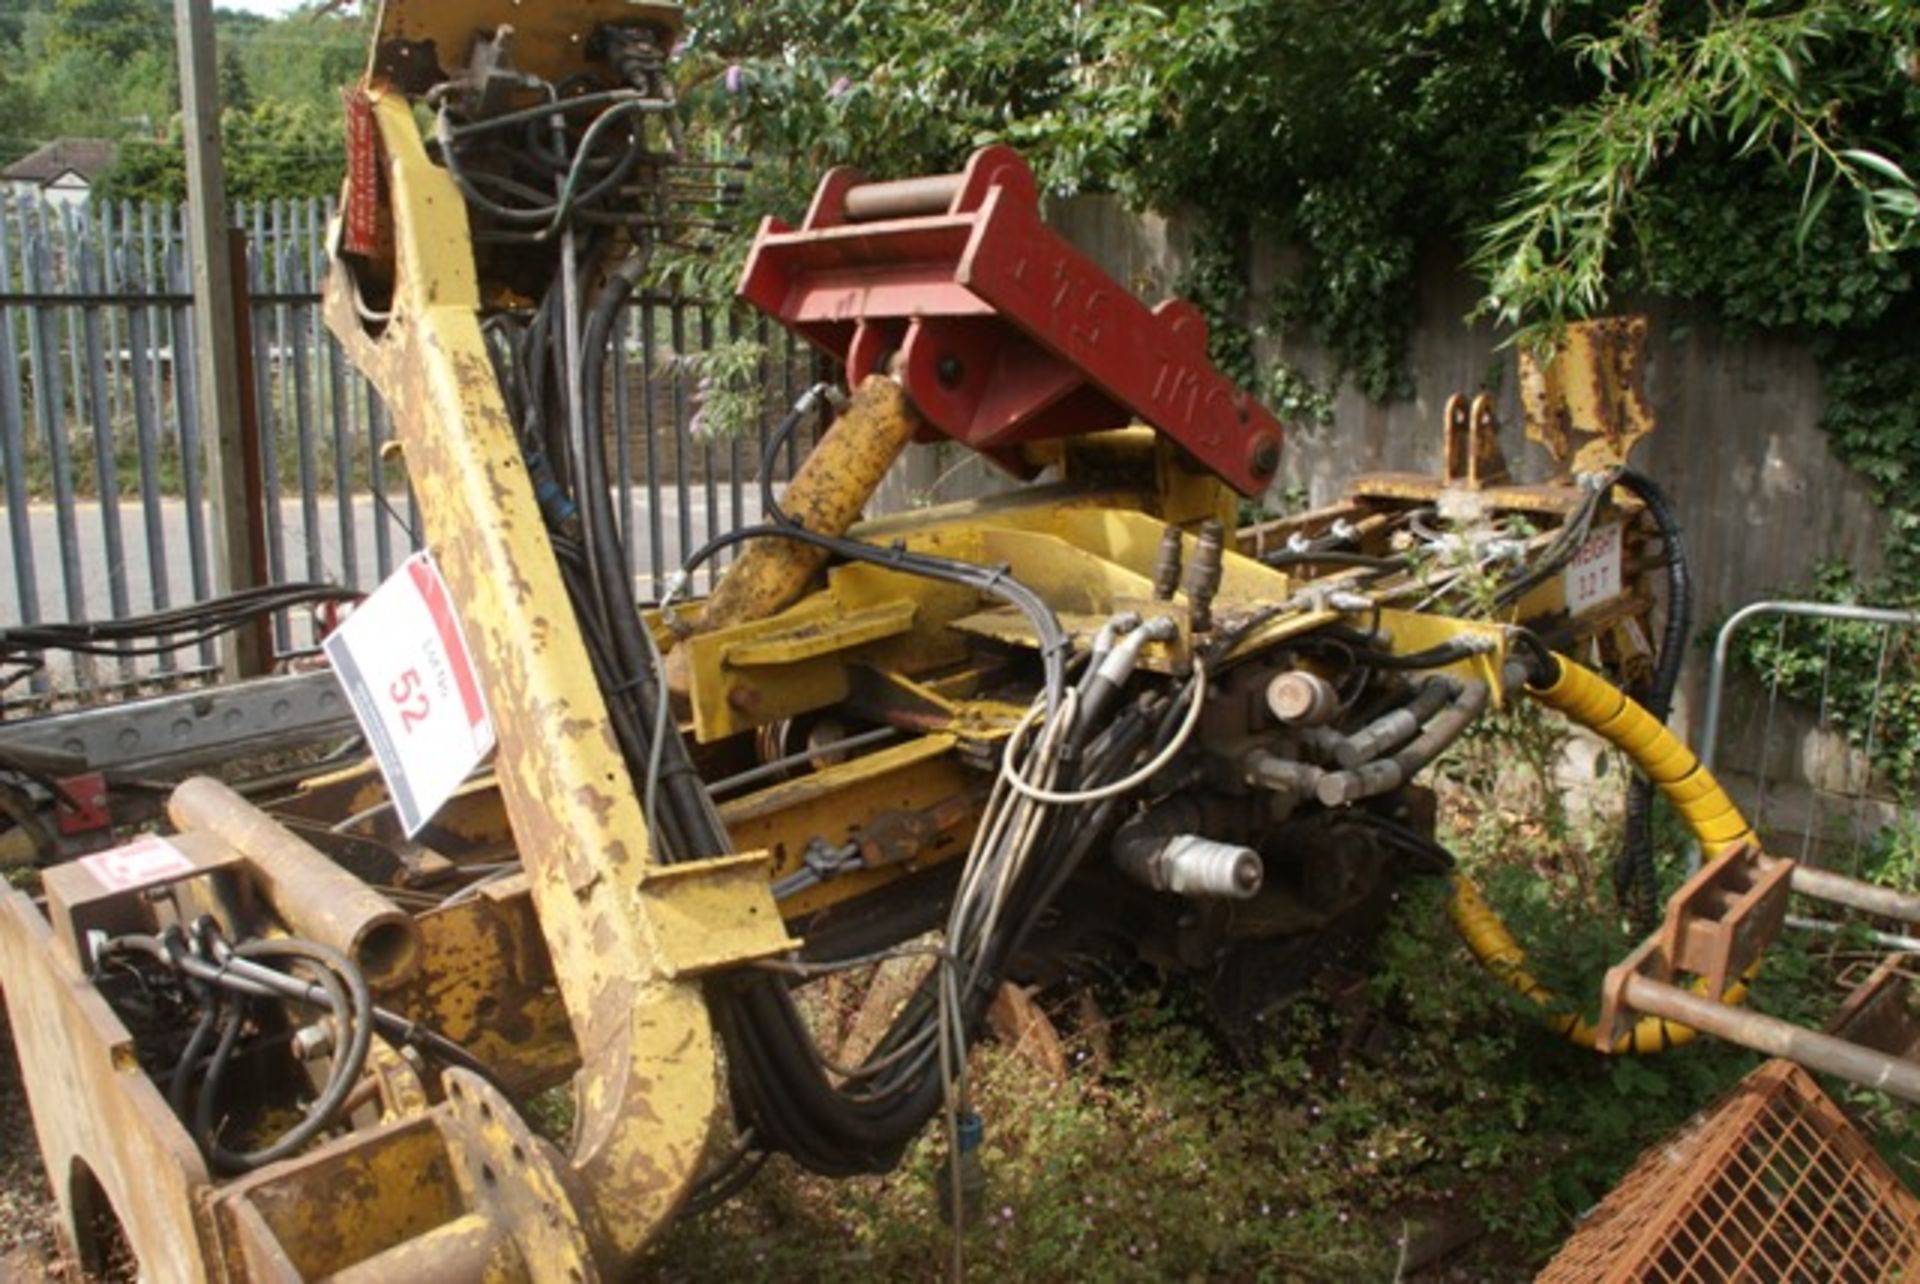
<box><xmin>720</xmin><ymin>735</ymin><xmax>978</xmax><ymax>919</ymax></box>
<box><xmin>1520</xmin><ymin>315</ymin><xmax>1655</xmax><ymax>477</ymax></box>
<box><xmin>0</xmin><ymin>889</ymin><xmax>217</xmax><ymax>1281</ymax></box>
<box><xmin>214</xmin><ymin>1115</ymin><xmax>466</xmax><ymax>1279</ymax></box>
<box><xmin>739</xmin><ymin>146</ymin><xmax>1284</xmax><ymax>495</ymax></box>
<box><xmin>1345</xmin><ymin>473</ymin><xmax>1588</xmax><ymax>515</ymax></box>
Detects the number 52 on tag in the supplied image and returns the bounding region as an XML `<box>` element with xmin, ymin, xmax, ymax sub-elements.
<box><xmin>323</xmin><ymin>552</ymin><xmax>495</xmax><ymax>836</ymax></box>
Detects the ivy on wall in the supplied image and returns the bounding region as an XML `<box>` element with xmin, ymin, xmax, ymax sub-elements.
<box><xmin>675</xmin><ymin>0</ymin><xmax>1918</xmax><ymax>567</ymax></box>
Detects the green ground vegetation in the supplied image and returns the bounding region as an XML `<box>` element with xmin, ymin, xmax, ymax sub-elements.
<box><xmin>644</xmin><ymin>712</ymin><xmax>1920</xmax><ymax>1280</ymax></box>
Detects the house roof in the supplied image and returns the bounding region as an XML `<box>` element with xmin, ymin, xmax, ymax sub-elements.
<box><xmin>1</xmin><ymin>139</ymin><xmax>119</xmax><ymax>186</ymax></box>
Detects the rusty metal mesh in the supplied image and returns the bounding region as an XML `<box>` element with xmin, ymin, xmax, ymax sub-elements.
<box><xmin>1538</xmin><ymin>1060</ymin><xmax>1920</xmax><ymax>1283</ymax></box>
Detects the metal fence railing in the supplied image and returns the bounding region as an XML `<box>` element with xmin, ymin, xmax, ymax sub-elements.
<box><xmin>1698</xmin><ymin>600</ymin><xmax>1920</xmax><ymax>884</ymax></box>
<box><xmin>0</xmin><ymin>193</ymin><xmax>817</xmax><ymax>707</ymax></box>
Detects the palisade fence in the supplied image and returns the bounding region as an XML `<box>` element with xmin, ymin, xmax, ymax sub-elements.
<box><xmin>0</xmin><ymin>193</ymin><xmax>819</xmax><ymax>707</ymax></box>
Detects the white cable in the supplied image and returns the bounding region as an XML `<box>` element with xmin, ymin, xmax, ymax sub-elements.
<box><xmin>964</xmin><ymin>691</ymin><xmax>1076</xmax><ymax>977</ymax></box>
<box><xmin>1077</xmin><ymin>612</ymin><xmax>1140</xmax><ymax>694</ymax></box>
<box><xmin>998</xmin><ymin>657</ymin><xmax>1208</xmax><ymax>805</ymax></box>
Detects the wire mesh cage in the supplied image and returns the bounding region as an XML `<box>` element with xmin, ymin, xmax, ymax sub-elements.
<box><xmin>1539</xmin><ymin>1059</ymin><xmax>1920</xmax><ymax>1283</ymax></box>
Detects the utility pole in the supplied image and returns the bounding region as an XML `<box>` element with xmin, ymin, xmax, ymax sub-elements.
<box><xmin>175</xmin><ymin>0</ymin><xmax>267</xmax><ymax>678</ymax></box>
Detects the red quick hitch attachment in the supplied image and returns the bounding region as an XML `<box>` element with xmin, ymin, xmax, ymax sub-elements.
<box><xmin>738</xmin><ymin>144</ymin><xmax>1285</xmax><ymax>496</ymax></box>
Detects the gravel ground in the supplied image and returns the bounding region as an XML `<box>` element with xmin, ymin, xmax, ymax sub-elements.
<box><xmin>0</xmin><ymin>1013</ymin><xmax>72</xmax><ymax>1282</ymax></box>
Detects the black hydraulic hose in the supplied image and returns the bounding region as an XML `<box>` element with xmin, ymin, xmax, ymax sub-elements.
<box><xmin>204</xmin><ymin>938</ymin><xmax>369</xmax><ymax>1174</ymax></box>
<box><xmin>572</xmin><ymin>253</ymin><xmax>724</xmax><ymax>859</ymax></box>
<box><xmin>167</xmin><ymin>1001</ymin><xmax>220</xmax><ymax>1119</ymax></box>
<box><xmin>754</xmin><ymin>410</ymin><xmax>1070</xmax><ymax>713</ymax></box>
<box><xmin>713</xmin><ymin>686</ymin><xmax>1170</xmax><ymax>1176</ymax></box>
<box><xmin>0</xmin><ymin>584</ymin><xmax>357</xmax><ymax>659</ymax></box>
<box><xmin>105</xmin><ymin>929</ymin><xmax>374</xmax><ymax>1177</ymax></box>
<box><xmin>1613</xmin><ymin>468</ymin><xmax>1692</xmax><ymax>929</ymax></box>
<box><xmin>1306</xmin><ymin>675</ymin><xmax>1458</xmax><ymax>769</ymax></box>
<box><xmin>667</xmin><ymin>390</ymin><xmax>1071</xmax><ymax>714</ymax></box>
<box><xmin>1344</xmin><ymin>809</ymin><xmax>1457</xmax><ymax>875</ymax></box>
<box><xmin>1315</xmin><ymin>676</ymin><xmax>1490</xmax><ymax>806</ymax></box>
<box><xmin>1260</xmin><ymin>549</ymin><xmax>1407</xmax><ymax>574</ymax></box>
<box><xmin>1290</xmin><ymin>625</ymin><xmax>1487</xmax><ymax>674</ymax></box>
<box><xmin>575</xmin><ymin>254</ymin><xmax>652</xmax><ymax>653</ymax></box>
<box><xmin>1492</xmin><ymin>473</ymin><xmax>1610</xmax><ymax>608</ymax></box>
<box><xmin>1344</xmin><ymin>637</ymin><xmax>1491</xmax><ymax>671</ymax></box>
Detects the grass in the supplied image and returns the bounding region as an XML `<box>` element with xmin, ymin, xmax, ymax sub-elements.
<box><xmin>647</xmin><ymin>722</ymin><xmax>1917</xmax><ymax>1281</ymax></box>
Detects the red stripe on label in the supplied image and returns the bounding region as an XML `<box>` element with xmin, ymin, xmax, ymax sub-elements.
<box><xmin>342</xmin><ymin>89</ymin><xmax>382</xmax><ymax>258</ymax></box>
<box><xmin>408</xmin><ymin>555</ymin><xmax>487</xmax><ymax>731</ymax></box>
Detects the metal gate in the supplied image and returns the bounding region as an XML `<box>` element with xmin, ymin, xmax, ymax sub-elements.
<box><xmin>0</xmin><ymin>193</ymin><xmax>815</xmax><ymax>706</ymax></box>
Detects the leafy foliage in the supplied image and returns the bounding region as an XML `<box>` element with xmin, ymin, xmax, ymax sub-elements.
<box><xmin>42</xmin><ymin>0</ymin><xmax>163</xmax><ymax>65</ymax></box>
<box><xmin>93</xmin><ymin>99</ymin><xmax>345</xmax><ymax>204</ymax></box>
<box><xmin>678</xmin><ymin>0</ymin><xmax>1587</xmax><ymax>400</ymax></box>
<box><xmin>0</xmin><ymin>0</ymin><xmax>358</xmax><ymax>203</ymax></box>
<box><xmin>682</xmin><ymin>0</ymin><xmax>1920</xmax><ymax>687</ymax></box>
<box><xmin>1474</xmin><ymin>3</ymin><xmax>1920</xmax><ymax>340</ymax></box>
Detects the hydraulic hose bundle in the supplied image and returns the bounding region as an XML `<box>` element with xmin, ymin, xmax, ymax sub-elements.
<box><xmin>95</xmin><ymin>919</ymin><xmax>493</xmax><ymax>1174</ymax></box>
<box><xmin>0</xmin><ymin>583</ymin><xmax>358</xmax><ymax>670</ymax></box>
<box><xmin>1450</xmin><ymin>645</ymin><xmax>1755</xmax><ymax>1054</ymax></box>
<box><xmin>1610</xmin><ymin>469</ymin><xmax>1693</xmax><ymax>931</ymax></box>
<box><xmin>463</xmin><ymin>59</ymin><xmax>1131</xmax><ymax>1180</ymax></box>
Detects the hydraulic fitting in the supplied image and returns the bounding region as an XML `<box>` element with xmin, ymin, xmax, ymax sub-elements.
<box><xmin>1244</xmin><ymin>750</ymin><xmax>1324</xmax><ymax>801</ymax></box>
<box><xmin>1181</xmin><ymin>519</ymin><xmax>1225</xmax><ymax>633</ymax></box>
<box><xmin>1115</xmin><ymin>832</ymin><xmax>1264</xmax><ymax>900</ymax></box>
<box><xmin>1152</xmin><ymin>526</ymin><xmax>1183</xmax><ymax>601</ymax></box>
<box><xmin>1080</xmin><ymin>611</ymin><xmax>1142</xmax><ymax>692</ymax></box>
<box><xmin>1266</xmin><ymin>671</ymin><xmax>1340</xmax><ymax>726</ymax></box>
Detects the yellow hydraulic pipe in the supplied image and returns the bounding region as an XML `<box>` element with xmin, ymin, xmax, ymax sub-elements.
<box><xmin>1448</xmin><ymin>653</ymin><xmax>1755</xmax><ymax>1054</ymax></box>
<box><xmin>1526</xmin><ymin>654</ymin><xmax>1755</xmax><ymax>857</ymax></box>
<box><xmin>698</xmin><ymin>374</ymin><xmax>921</xmax><ymax>633</ymax></box>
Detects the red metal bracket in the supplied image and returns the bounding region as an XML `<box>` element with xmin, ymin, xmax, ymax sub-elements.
<box><xmin>53</xmin><ymin>771</ymin><xmax>110</xmax><ymax>837</ymax></box>
<box><xmin>738</xmin><ymin>146</ymin><xmax>1284</xmax><ymax>496</ymax></box>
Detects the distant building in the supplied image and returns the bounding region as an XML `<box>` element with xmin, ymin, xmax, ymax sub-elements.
<box><xmin>2</xmin><ymin>139</ymin><xmax>119</xmax><ymax>210</ymax></box>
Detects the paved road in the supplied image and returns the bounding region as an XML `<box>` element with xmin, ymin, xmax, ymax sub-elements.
<box><xmin>1</xmin><ymin>487</ymin><xmax>761</xmax><ymax>688</ymax></box>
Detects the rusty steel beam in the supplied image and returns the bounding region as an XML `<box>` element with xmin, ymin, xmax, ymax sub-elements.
<box><xmin>321</xmin><ymin>90</ymin><xmax>790</xmax><ymax>1275</ymax></box>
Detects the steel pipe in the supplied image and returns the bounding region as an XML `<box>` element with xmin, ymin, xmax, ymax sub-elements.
<box><xmin>843</xmin><ymin>173</ymin><xmax>965</xmax><ymax>222</ymax></box>
<box><xmin>168</xmin><ymin>776</ymin><xmax>421</xmax><ymax>988</ymax></box>
<box><xmin>1621</xmin><ymin>973</ymin><xmax>1920</xmax><ymax>1105</ymax></box>
<box><xmin>1791</xmin><ymin>864</ymin><xmax>1920</xmax><ymax>927</ymax></box>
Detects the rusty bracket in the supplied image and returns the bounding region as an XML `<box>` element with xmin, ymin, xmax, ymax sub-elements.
<box><xmin>739</xmin><ymin>145</ymin><xmax>1285</xmax><ymax>495</ymax></box>
<box><xmin>1520</xmin><ymin>315</ymin><xmax>1655</xmax><ymax>477</ymax></box>
<box><xmin>1441</xmin><ymin>393</ymin><xmax>1511</xmax><ymax>490</ymax></box>
<box><xmin>1598</xmin><ymin>844</ymin><xmax>1790</xmax><ymax>1047</ymax></box>
<box><xmin>1595</xmin><ymin>846</ymin><xmax>1920</xmax><ymax>1104</ymax></box>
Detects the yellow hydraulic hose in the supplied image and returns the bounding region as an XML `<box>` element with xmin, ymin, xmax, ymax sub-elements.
<box><xmin>1447</xmin><ymin>653</ymin><xmax>1756</xmax><ymax>1054</ymax></box>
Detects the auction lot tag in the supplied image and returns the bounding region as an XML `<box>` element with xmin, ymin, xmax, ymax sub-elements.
<box><xmin>1565</xmin><ymin>522</ymin><xmax>1624</xmax><ymax>617</ymax></box>
<box><xmin>323</xmin><ymin>552</ymin><xmax>494</xmax><ymax>836</ymax></box>
<box><xmin>80</xmin><ymin>835</ymin><xmax>194</xmax><ymax>893</ymax></box>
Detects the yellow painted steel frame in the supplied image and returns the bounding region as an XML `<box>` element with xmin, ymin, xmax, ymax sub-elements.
<box><xmin>316</xmin><ymin>91</ymin><xmax>792</xmax><ymax>1273</ymax></box>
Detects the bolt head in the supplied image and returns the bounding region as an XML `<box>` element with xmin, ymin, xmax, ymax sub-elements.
<box><xmin>1248</xmin><ymin>434</ymin><xmax>1280</xmax><ymax>478</ymax></box>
